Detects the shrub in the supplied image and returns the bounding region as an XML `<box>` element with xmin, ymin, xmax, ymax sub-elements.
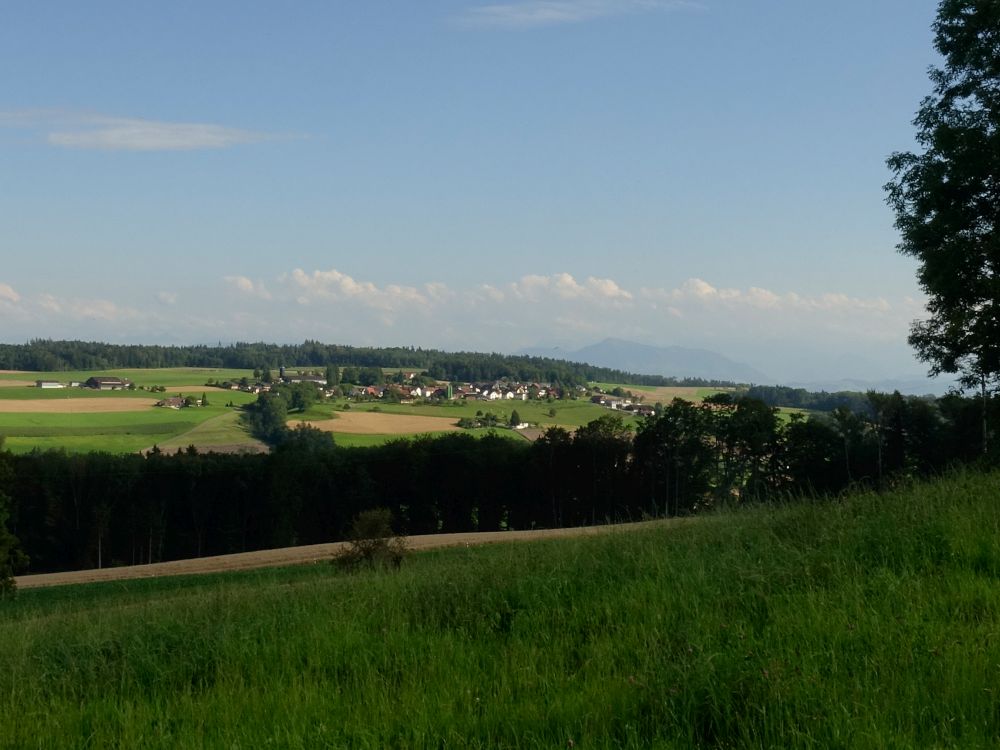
<box><xmin>334</xmin><ymin>508</ymin><xmax>407</xmax><ymax>571</ymax></box>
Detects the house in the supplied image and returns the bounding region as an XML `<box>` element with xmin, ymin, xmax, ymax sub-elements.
<box><xmin>156</xmin><ymin>397</ymin><xmax>186</xmax><ymax>409</ymax></box>
<box><xmin>85</xmin><ymin>376</ymin><xmax>130</xmax><ymax>390</ymax></box>
<box><xmin>349</xmin><ymin>385</ymin><xmax>384</xmax><ymax>398</ymax></box>
<box><xmin>35</xmin><ymin>380</ymin><xmax>64</xmax><ymax>389</ymax></box>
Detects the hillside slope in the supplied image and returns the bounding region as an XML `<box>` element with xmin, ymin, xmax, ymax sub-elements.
<box><xmin>3</xmin><ymin>470</ymin><xmax>1000</xmax><ymax>747</ymax></box>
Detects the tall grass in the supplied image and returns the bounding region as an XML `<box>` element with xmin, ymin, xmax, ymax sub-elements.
<box><xmin>2</xmin><ymin>469</ymin><xmax>1000</xmax><ymax>747</ymax></box>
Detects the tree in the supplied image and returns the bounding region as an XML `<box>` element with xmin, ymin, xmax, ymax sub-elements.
<box><xmin>245</xmin><ymin>392</ymin><xmax>289</xmax><ymax>445</ymax></box>
<box><xmin>509</xmin><ymin>409</ymin><xmax>521</xmax><ymax>428</ymax></box>
<box><xmin>885</xmin><ymin>0</ymin><xmax>1000</xmax><ymax>453</ymax></box>
<box><xmin>0</xmin><ymin>491</ymin><xmax>28</xmax><ymax>598</ymax></box>
<box><xmin>633</xmin><ymin>399</ymin><xmax>714</xmax><ymax>517</ymax></box>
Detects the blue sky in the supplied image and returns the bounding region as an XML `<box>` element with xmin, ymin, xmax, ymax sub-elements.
<box><xmin>0</xmin><ymin>0</ymin><xmax>945</xmax><ymax>383</ymax></box>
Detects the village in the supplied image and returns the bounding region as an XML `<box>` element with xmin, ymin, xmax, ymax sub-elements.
<box><xmin>27</xmin><ymin>369</ymin><xmax>658</xmax><ymax>421</ymax></box>
<box><xmin>211</xmin><ymin>367</ymin><xmax>658</xmax><ymax>417</ymax></box>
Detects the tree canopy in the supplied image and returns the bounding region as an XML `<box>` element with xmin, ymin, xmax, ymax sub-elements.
<box><xmin>886</xmin><ymin>0</ymin><xmax>1000</xmax><ymax>450</ymax></box>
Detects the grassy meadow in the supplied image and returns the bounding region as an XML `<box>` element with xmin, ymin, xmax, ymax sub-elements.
<box><xmin>0</xmin><ymin>402</ymin><xmax>257</xmax><ymax>455</ymax></box>
<box><xmin>313</xmin><ymin>397</ymin><xmax>631</xmax><ymax>428</ymax></box>
<box><xmin>0</xmin><ymin>369</ymin><xmax>260</xmax><ymax>453</ymax></box>
<box><xmin>4</xmin><ymin>469</ymin><xmax>1000</xmax><ymax>747</ymax></box>
<box><xmin>0</xmin><ymin>367</ymin><xmax>257</xmax><ymax>388</ymax></box>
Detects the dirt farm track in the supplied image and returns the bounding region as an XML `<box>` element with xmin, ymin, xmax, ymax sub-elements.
<box><xmin>15</xmin><ymin>520</ymin><xmax>671</xmax><ymax>590</ymax></box>
<box><xmin>0</xmin><ymin>398</ymin><xmax>159</xmax><ymax>413</ymax></box>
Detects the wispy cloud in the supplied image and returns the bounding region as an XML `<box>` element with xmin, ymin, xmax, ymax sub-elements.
<box><xmin>224</xmin><ymin>275</ymin><xmax>272</xmax><ymax>300</ymax></box>
<box><xmin>0</xmin><ymin>109</ymin><xmax>277</xmax><ymax>151</ymax></box>
<box><xmin>456</xmin><ymin>0</ymin><xmax>700</xmax><ymax>29</ymax></box>
<box><xmin>0</xmin><ymin>283</ymin><xmax>21</xmax><ymax>305</ymax></box>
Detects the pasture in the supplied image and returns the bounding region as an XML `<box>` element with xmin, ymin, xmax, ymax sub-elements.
<box><xmin>339</xmin><ymin>397</ymin><xmax>634</xmax><ymax>429</ymax></box>
<box><xmin>0</xmin><ymin>367</ymin><xmax>257</xmax><ymax>388</ymax></box>
<box><xmin>0</xmin><ymin>370</ymin><xmax>265</xmax><ymax>453</ymax></box>
<box><xmin>3</xmin><ymin>470</ymin><xmax>999</xmax><ymax>746</ymax></box>
<box><xmin>152</xmin><ymin>411</ymin><xmax>267</xmax><ymax>454</ymax></box>
<box><xmin>0</xmin><ymin>396</ymin><xmax>259</xmax><ymax>456</ymax></box>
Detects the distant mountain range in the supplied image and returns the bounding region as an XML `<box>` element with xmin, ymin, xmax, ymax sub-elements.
<box><xmin>518</xmin><ymin>338</ymin><xmax>771</xmax><ymax>384</ymax></box>
<box><xmin>786</xmin><ymin>377</ymin><xmax>956</xmax><ymax>397</ymax></box>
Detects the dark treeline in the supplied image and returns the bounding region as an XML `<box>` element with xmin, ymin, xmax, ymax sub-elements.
<box><xmin>2</xmin><ymin>390</ymin><xmax>994</xmax><ymax>575</ymax></box>
<box><xmin>746</xmin><ymin>385</ymin><xmax>877</xmax><ymax>414</ymax></box>
<box><xmin>0</xmin><ymin>339</ymin><xmax>735</xmax><ymax>388</ymax></box>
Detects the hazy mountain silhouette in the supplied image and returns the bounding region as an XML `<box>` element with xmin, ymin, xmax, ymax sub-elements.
<box><xmin>519</xmin><ymin>338</ymin><xmax>770</xmax><ymax>383</ymax></box>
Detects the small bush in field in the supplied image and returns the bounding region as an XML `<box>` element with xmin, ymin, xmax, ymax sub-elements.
<box><xmin>334</xmin><ymin>508</ymin><xmax>407</xmax><ymax>570</ymax></box>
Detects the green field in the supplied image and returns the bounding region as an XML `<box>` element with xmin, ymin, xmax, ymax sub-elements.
<box><xmin>4</xmin><ymin>470</ymin><xmax>1000</xmax><ymax>746</ymax></box>
<box><xmin>328</xmin><ymin>428</ymin><xmax>529</xmax><ymax>448</ymax></box>
<box><xmin>337</xmin><ymin>398</ymin><xmax>635</xmax><ymax>429</ymax></box>
<box><xmin>0</xmin><ymin>403</ymin><xmax>256</xmax><ymax>455</ymax></box>
<box><xmin>0</xmin><ymin>370</ymin><xmax>263</xmax><ymax>453</ymax></box>
<box><xmin>154</xmin><ymin>411</ymin><xmax>265</xmax><ymax>452</ymax></box>
<box><xmin>0</xmin><ymin>367</ymin><xmax>257</xmax><ymax>387</ymax></box>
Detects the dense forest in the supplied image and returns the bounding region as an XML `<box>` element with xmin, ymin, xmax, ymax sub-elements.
<box><xmin>0</xmin><ymin>339</ymin><xmax>735</xmax><ymax>388</ymax></box>
<box><xmin>746</xmin><ymin>385</ymin><xmax>880</xmax><ymax>414</ymax></box>
<box><xmin>2</xmin><ymin>389</ymin><xmax>993</xmax><ymax>575</ymax></box>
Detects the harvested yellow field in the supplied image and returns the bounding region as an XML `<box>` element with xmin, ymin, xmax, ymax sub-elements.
<box><xmin>0</xmin><ymin>398</ymin><xmax>158</xmax><ymax>413</ymax></box>
<box><xmin>292</xmin><ymin>411</ymin><xmax>461</xmax><ymax>435</ymax></box>
<box><xmin>0</xmin><ymin>380</ymin><xmax>35</xmax><ymax>388</ymax></box>
<box><xmin>633</xmin><ymin>386</ymin><xmax>734</xmax><ymax>403</ymax></box>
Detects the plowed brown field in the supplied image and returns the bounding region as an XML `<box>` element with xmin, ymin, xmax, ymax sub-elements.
<box><xmin>0</xmin><ymin>398</ymin><xmax>158</xmax><ymax>413</ymax></box>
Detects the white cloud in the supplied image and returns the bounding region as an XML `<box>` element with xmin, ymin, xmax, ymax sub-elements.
<box><xmin>641</xmin><ymin>277</ymin><xmax>894</xmax><ymax>316</ymax></box>
<box><xmin>480</xmin><ymin>284</ymin><xmax>506</xmax><ymax>302</ymax></box>
<box><xmin>457</xmin><ymin>0</ymin><xmax>700</xmax><ymax>28</ymax></box>
<box><xmin>37</xmin><ymin>293</ymin><xmax>61</xmax><ymax>313</ymax></box>
<box><xmin>157</xmin><ymin>291</ymin><xmax>178</xmax><ymax>305</ymax></box>
<box><xmin>283</xmin><ymin>268</ymin><xmax>437</xmax><ymax>315</ymax></box>
<box><xmin>73</xmin><ymin>299</ymin><xmax>139</xmax><ymax>322</ymax></box>
<box><xmin>224</xmin><ymin>275</ymin><xmax>272</xmax><ymax>300</ymax></box>
<box><xmin>509</xmin><ymin>272</ymin><xmax>633</xmax><ymax>304</ymax></box>
<box><xmin>0</xmin><ymin>110</ymin><xmax>277</xmax><ymax>152</ymax></box>
<box><xmin>50</xmin><ymin>118</ymin><xmax>268</xmax><ymax>151</ymax></box>
<box><xmin>0</xmin><ymin>283</ymin><xmax>21</xmax><ymax>305</ymax></box>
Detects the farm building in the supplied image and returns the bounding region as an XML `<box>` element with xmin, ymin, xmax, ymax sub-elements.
<box><xmin>85</xmin><ymin>376</ymin><xmax>130</xmax><ymax>390</ymax></box>
<box><xmin>285</xmin><ymin>374</ymin><xmax>327</xmax><ymax>386</ymax></box>
<box><xmin>35</xmin><ymin>380</ymin><xmax>65</xmax><ymax>389</ymax></box>
<box><xmin>156</xmin><ymin>397</ymin><xmax>186</xmax><ymax>409</ymax></box>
